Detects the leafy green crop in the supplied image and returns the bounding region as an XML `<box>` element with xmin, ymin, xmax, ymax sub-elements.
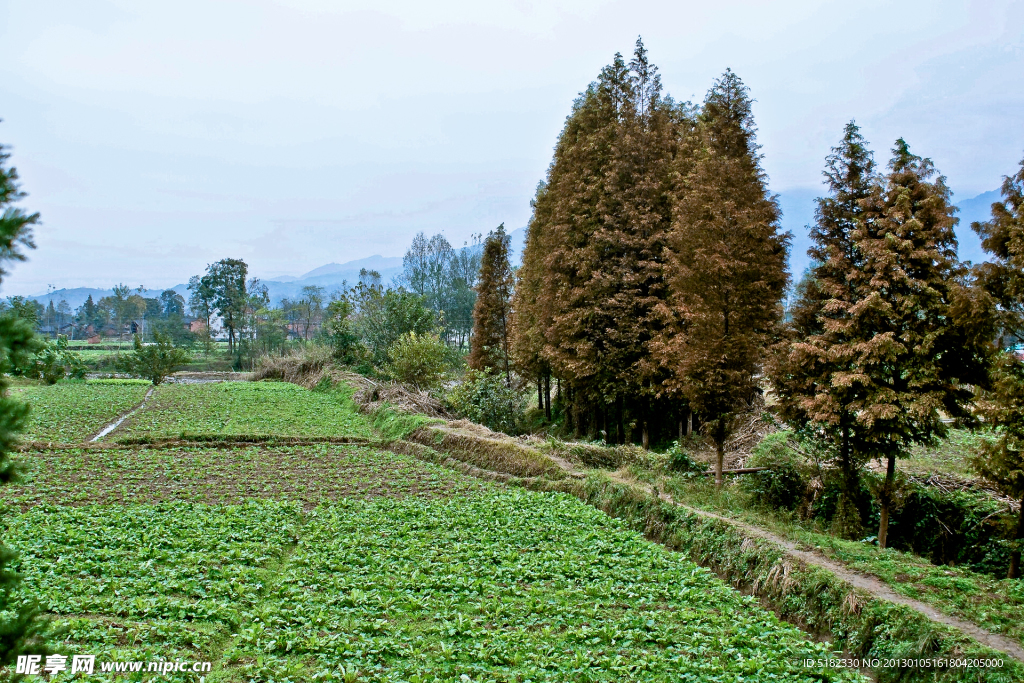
<box><xmin>3</xmin><ymin>444</ymin><xmax>861</xmax><ymax>681</ymax></box>
<box><xmin>4</xmin><ymin>445</ymin><xmax>489</xmax><ymax>508</ymax></box>
<box><xmin>227</xmin><ymin>490</ymin><xmax>862</xmax><ymax>682</ymax></box>
<box><xmin>5</xmin><ymin>501</ymin><xmax>301</xmax><ymax>678</ymax></box>
<box><xmin>116</xmin><ymin>381</ymin><xmax>374</xmax><ymax>440</ymax></box>
<box><xmin>9</xmin><ymin>382</ymin><xmax>150</xmax><ymax>443</ymax></box>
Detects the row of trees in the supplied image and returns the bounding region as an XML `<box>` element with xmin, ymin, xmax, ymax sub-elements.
<box><xmin>499</xmin><ymin>39</ymin><xmax>1022</xmax><ymax>573</ymax></box>
<box><xmin>511</xmin><ymin>40</ymin><xmax>786</xmax><ymax>473</ymax></box>
<box><xmin>3</xmin><ymin>286</ymin><xmax>190</xmax><ymax>343</ymax></box>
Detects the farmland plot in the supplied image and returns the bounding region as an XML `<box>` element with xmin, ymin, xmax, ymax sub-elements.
<box><xmin>231</xmin><ymin>490</ymin><xmax>863</xmax><ymax>682</ymax></box>
<box><xmin>9</xmin><ymin>381</ymin><xmax>150</xmax><ymax>443</ymax></box>
<box><xmin>4</xmin><ymin>449</ymin><xmax>860</xmax><ymax>681</ymax></box>
<box><xmin>114</xmin><ymin>382</ymin><xmax>374</xmax><ymax>441</ymax></box>
<box><xmin>2</xmin><ymin>381</ymin><xmax>860</xmax><ymax>681</ymax></box>
<box><xmin>5</xmin><ymin>444</ymin><xmax>488</xmax><ymax>508</ymax></box>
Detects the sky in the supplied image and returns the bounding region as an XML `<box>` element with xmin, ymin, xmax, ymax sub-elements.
<box><xmin>1</xmin><ymin>0</ymin><xmax>1022</xmax><ymax>296</ymax></box>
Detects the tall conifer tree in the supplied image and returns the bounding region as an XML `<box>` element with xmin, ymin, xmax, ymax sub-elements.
<box><xmin>0</xmin><ymin>136</ymin><xmax>48</xmax><ymax>665</ymax></box>
<box><xmin>469</xmin><ymin>224</ymin><xmax>514</xmax><ymax>385</ymax></box>
<box><xmin>511</xmin><ymin>182</ymin><xmax>555</xmax><ymax>418</ymax></box>
<box><xmin>516</xmin><ymin>39</ymin><xmax>685</xmax><ymax>443</ymax></box>
<box><xmin>971</xmin><ymin>153</ymin><xmax>1024</xmax><ymax>577</ymax></box>
<box><xmin>664</xmin><ymin>70</ymin><xmax>789</xmax><ymax>484</ymax></box>
<box><xmin>851</xmin><ymin>140</ymin><xmax>991</xmax><ymax>548</ymax></box>
<box><xmin>770</xmin><ymin>122</ymin><xmax>877</xmax><ymax>536</ymax></box>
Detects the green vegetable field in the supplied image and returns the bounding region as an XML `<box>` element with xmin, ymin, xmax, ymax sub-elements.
<box><xmin>9</xmin><ymin>382</ymin><xmax>151</xmax><ymax>443</ymax></box>
<box><xmin>1</xmin><ymin>381</ymin><xmax>862</xmax><ymax>681</ymax></box>
<box><xmin>114</xmin><ymin>382</ymin><xmax>375</xmax><ymax>440</ymax></box>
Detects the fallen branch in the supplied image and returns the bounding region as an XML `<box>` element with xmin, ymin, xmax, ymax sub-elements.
<box><xmin>698</xmin><ymin>466</ymin><xmax>772</xmax><ymax>476</ymax></box>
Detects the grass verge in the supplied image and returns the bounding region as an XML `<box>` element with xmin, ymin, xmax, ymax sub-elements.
<box><xmin>514</xmin><ymin>473</ymin><xmax>1024</xmax><ymax>683</ymax></box>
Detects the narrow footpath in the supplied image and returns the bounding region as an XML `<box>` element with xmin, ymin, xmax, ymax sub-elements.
<box><xmin>599</xmin><ymin>470</ymin><xmax>1024</xmax><ymax>662</ymax></box>
<box><xmin>89</xmin><ymin>387</ymin><xmax>154</xmax><ymax>442</ymax></box>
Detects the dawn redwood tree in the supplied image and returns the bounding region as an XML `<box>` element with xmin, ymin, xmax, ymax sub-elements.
<box><xmin>539</xmin><ymin>53</ymin><xmax>629</xmax><ymax>432</ymax></box>
<box><xmin>853</xmin><ymin>139</ymin><xmax>992</xmax><ymax>549</ymax></box>
<box><xmin>665</xmin><ymin>69</ymin><xmax>789</xmax><ymax>485</ymax></box>
<box><xmin>0</xmin><ymin>135</ymin><xmax>48</xmax><ymax>664</ymax></box>
<box><xmin>973</xmin><ymin>353</ymin><xmax>1024</xmax><ymax>578</ymax></box>
<box><xmin>469</xmin><ymin>224</ymin><xmax>514</xmax><ymax>385</ymax></box>
<box><xmin>517</xmin><ymin>39</ymin><xmax>684</xmax><ymax>443</ymax></box>
<box><xmin>511</xmin><ymin>182</ymin><xmax>555</xmax><ymax>420</ymax></box>
<box><xmin>769</xmin><ymin>122</ymin><xmax>877</xmax><ymax>537</ymax></box>
<box><xmin>971</xmin><ymin>153</ymin><xmax>1024</xmax><ymax>577</ymax></box>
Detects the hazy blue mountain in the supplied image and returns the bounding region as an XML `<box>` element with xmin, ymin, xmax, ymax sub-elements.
<box><xmin>288</xmin><ymin>255</ymin><xmax>403</xmax><ymax>282</ymax></box>
<box><xmin>954</xmin><ymin>189</ymin><xmax>999</xmax><ymax>265</ymax></box>
<box><xmin>23</xmin><ymin>192</ymin><xmax>995</xmax><ymax>313</ymax></box>
<box><xmin>508</xmin><ymin>226</ymin><xmax>527</xmax><ymax>264</ymax></box>
<box><xmin>775</xmin><ymin>187</ymin><xmax>999</xmax><ymax>282</ymax></box>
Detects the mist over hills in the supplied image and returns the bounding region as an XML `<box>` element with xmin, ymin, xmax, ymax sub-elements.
<box><xmin>22</xmin><ymin>194</ymin><xmax>999</xmax><ymax>312</ymax></box>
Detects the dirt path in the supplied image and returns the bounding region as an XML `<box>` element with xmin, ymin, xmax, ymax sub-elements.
<box><xmin>598</xmin><ymin>470</ymin><xmax>1024</xmax><ymax>662</ymax></box>
<box><xmin>89</xmin><ymin>386</ymin><xmax>155</xmax><ymax>442</ymax></box>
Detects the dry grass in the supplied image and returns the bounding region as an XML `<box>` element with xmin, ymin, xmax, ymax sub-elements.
<box><xmin>252</xmin><ymin>346</ymin><xmax>452</xmax><ymax>418</ymax></box>
<box><xmin>405</xmin><ymin>423</ymin><xmax>565</xmax><ymax>479</ymax></box>
<box><xmin>251</xmin><ymin>344</ymin><xmax>340</xmax><ymax>388</ymax></box>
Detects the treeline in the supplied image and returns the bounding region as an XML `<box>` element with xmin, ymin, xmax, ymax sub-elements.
<box><xmin>178</xmin><ymin>233</ymin><xmax>484</xmax><ymax>369</ymax></box>
<box><xmin>502</xmin><ymin>39</ymin><xmax>1023</xmax><ymax>570</ymax></box>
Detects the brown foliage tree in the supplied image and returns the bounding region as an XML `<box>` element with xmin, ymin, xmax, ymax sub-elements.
<box><xmin>769</xmin><ymin>122</ymin><xmax>877</xmax><ymax>537</ymax></box>
<box><xmin>469</xmin><ymin>224</ymin><xmax>514</xmax><ymax>385</ymax></box>
<box><xmin>849</xmin><ymin>139</ymin><xmax>992</xmax><ymax>548</ymax></box>
<box><xmin>972</xmin><ymin>153</ymin><xmax>1024</xmax><ymax>577</ymax></box>
<box><xmin>513</xmin><ymin>39</ymin><xmax>687</xmax><ymax>444</ymax></box>
<box><xmin>663</xmin><ymin>69</ymin><xmax>789</xmax><ymax>484</ymax></box>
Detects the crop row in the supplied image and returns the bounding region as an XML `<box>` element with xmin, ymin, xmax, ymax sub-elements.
<box><xmin>226</xmin><ymin>490</ymin><xmax>862</xmax><ymax>682</ymax></box>
<box><xmin>3</xmin><ymin>445</ymin><xmax>490</xmax><ymax>508</ymax></box>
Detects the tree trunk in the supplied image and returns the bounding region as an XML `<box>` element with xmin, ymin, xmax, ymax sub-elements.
<box><xmin>878</xmin><ymin>454</ymin><xmax>896</xmax><ymax>549</ymax></box>
<box><xmin>715</xmin><ymin>437</ymin><xmax>725</xmax><ymax>487</ymax></box>
<box><xmin>1009</xmin><ymin>500</ymin><xmax>1023</xmax><ymax>580</ymax></box>
<box><xmin>678</xmin><ymin>418</ymin><xmax>683</xmax><ymax>443</ymax></box>
<box><xmin>616</xmin><ymin>394</ymin><xmax>624</xmax><ymax>445</ymax></box>
<box><xmin>544</xmin><ymin>374</ymin><xmax>551</xmax><ymax>421</ymax></box>
<box><xmin>686</xmin><ymin>409</ymin><xmax>693</xmax><ymax>436</ymax></box>
<box><xmin>537</xmin><ymin>374</ymin><xmax>544</xmax><ymax>411</ymax></box>
<box><xmin>642</xmin><ymin>420</ymin><xmax>650</xmax><ymax>450</ymax></box>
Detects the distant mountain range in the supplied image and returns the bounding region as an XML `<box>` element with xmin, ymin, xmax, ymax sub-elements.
<box><xmin>26</xmin><ymin>227</ymin><xmax>529</xmax><ymax>311</ymax></box>
<box><xmin>20</xmin><ymin>193</ymin><xmax>1000</xmax><ymax>312</ymax></box>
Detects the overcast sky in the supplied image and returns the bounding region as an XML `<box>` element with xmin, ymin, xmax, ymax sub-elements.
<box><xmin>1</xmin><ymin>0</ymin><xmax>1022</xmax><ymax>295</ymax></box>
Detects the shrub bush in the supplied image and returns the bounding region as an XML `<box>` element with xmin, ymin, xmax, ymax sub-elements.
<box><xmin>665</xmin><ymin>441</ymin><xmax>706</xmax><ymax>475</ymax></box>
<box><xmin>385</xmin><ymin>332</ymin><xmax>449</xmax><ymax>390</ymax></box>
<box><xmin>32</xmin><ymin>335</ymin><xmax>87</xmax><ymax>384</ymax></box>
<box><xmin>115</xmin><ymin>333</ymin><xmax>192</xmax><ymax>384</ymax></box>
<box><xmin>445</xmin><ymin>368</ymin><xmax>528</xmax><ymax>435</ymax></box>
<box><xmin>742</xmin><ymin>431</ymin><xmax>809</xmax><ymax>511</ymax></box>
